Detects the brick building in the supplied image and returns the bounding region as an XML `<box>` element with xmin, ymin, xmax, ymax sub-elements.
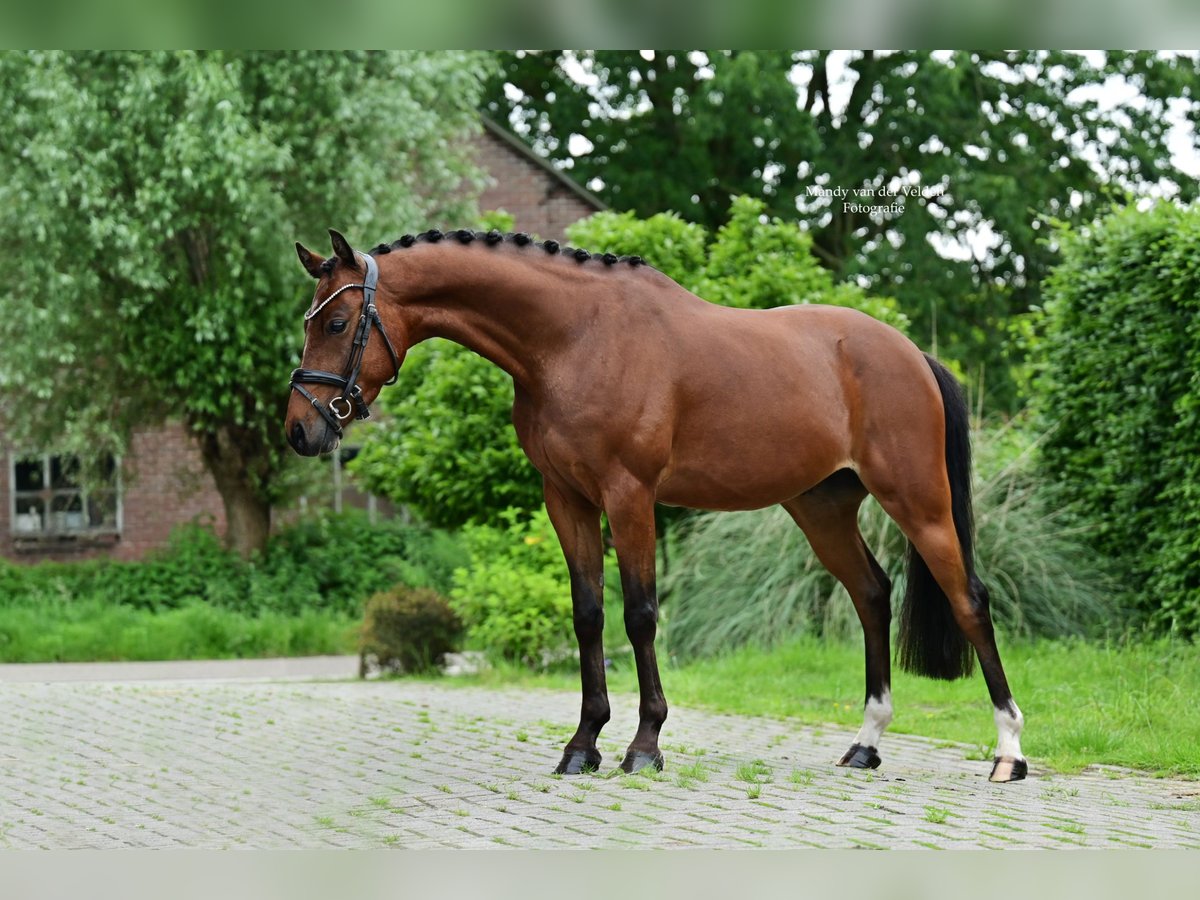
<box><xmin>475</xmin><ymin>117</ymin><xmax>605</xmax><ymax>239</ymax></box>
<box><xmin>0</xmin><ymin>120</ymin><xmax>604</xmax><ymax>563</ymax></box>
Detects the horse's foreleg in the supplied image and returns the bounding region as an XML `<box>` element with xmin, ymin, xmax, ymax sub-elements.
<box><xmin>544</xmin><ymin>480</ymin><xmax>610</xmax><ymax>775</ymax></box>
<box><xmin>783</xmin><ymin>486</ymin><xmax>893</xmax><ymax>770</ymax></box>
<box><xmin>604</xmin><ymin>481</ymin><xmax>667</xmax><ymax>774</ymax></box>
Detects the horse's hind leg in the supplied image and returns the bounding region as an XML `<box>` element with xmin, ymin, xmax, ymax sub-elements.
<box><xmin>870</xmin><ymin>485</ymin><xmax>1027</xmax><ymax>783</ymax></box>
<box><xmin>544</xmin><ymin>479</ymin><xmax>610</xmax><ymax>775</ymax></box>
<box><xmin>782</xmin><ymin>471</ymin><xmax>894</xmax><ymax>770</ymax></box>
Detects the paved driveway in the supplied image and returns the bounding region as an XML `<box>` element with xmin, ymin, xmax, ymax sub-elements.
<box><xmin>1</xmin><ymin>659</ymin><xmax>1196</xmax><ymax>849</ymax></box>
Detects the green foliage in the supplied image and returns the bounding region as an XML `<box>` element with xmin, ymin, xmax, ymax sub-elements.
<box><xmin>568</xmin><ymin>196</ymin><xmax>907</xmax><ymax>333</ymax></box>
<box><xmin>0</xmin><ymin>511</ymin><xmax>466</xmax><ymax>618</ymax></box>
<box><xmin>663</xmin><ymin>422</ymin><xmax>1115</xmax><ymax>660</ymax></box>
<box><xmin>560</xmin><ymin>209</ymin><xmax>708</xmax><ymax>285</ymax></box>
<box><xmin>449</xmin><ymin>509</ymin><xmax>574</xmax><ymax>667</ymax></box>
<box><xmin>694</xmin><ymin>197</ymin><xmax>909</xmax><ymax>330</ymax></box>
<box><xmin>348</xmin><ymin>340</ymin><xmax>544</xmax><ymax>528</ymax></box>
<box><xmin>488</xmin><ymin>50</ymin><xmax>1200</xmax><ymax>410</ymax></box>
<box><xmin>353</xmin><ymin>196</ymin><xmax>904</xmax><ymax>526</ymax></box>
<box><xmin>1036</xmin><ymin>202</ymin><xmax>1200</xmax><ymax>634</ymax></box>
<box><xmin>0</xmin><ymin>51</ymin><xmax>493</xmax><ymax>552</ymax></box>
<box><xmin>477</xmin><ymin>209</ymin><xmax>517</xmax><ymax>233</ymax></box>
<box><xmin>359</xmin><ymin>586</ymin><xmax>463</xmax><ymax>674</ymax></box>
<box><xmin>487</xmin><ymin>51</ymin><xmax>818</xmax><ymax>231</ymax></box>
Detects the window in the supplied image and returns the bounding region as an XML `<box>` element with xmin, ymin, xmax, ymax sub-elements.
<box><xmin>9</xmin><ymin>452</ymin><xmax>122</xmax><ymax>538</ymax></box>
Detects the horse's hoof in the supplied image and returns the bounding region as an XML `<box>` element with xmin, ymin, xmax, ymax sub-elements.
<box><xmin>837</xmin><ymin>743</ymin><xmax>881</xmax><ymax>769</ymax></box>
<box><xmin>619</xmin><ymin>750</ymin><xmax>665</xmax><ymax>774</ymax></box>
<box><xmin>989</xmin><ymin>757</ymin><xmax>1028</xmax><ymax>783</ymax></box>
<box><xmin>555</xmin><ymin>748</ymin><xmax>602</xmax><ymax>775</ymax></box>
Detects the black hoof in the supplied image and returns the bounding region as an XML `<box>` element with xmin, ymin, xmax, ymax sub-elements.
<box><xmin>619</xmin><ymin>750</ymin><xmax>665</xmax><ymax>774</ymax></box>
<box><xmin>837</xmin><ymin>743</ymin><xmax>881</xmax><ymax>769</ymax></box>
<box><xmin>555</xmin><ymin>748</ymin><xmax>602</xmax><ymax>775</ymax></box>
<box><xmin>989</xmin><ymin>756</ymin><xmax>1028</xmax><ymax>783</ymax></box>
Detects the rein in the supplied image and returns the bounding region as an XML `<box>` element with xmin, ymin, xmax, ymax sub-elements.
<box><xmin>289</xmin><ymin>250</ymin><xmax>400</xmax><ymax>437</ymax></box>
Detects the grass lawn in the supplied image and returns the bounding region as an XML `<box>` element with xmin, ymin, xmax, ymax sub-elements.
<box><xmin>0</xmin><ymin>599</ymin><xmax>358</xmax><ymax>662</ymax></box>
<box><xmin>447</xmin><ymin>636</ymin><xmax>1200</xmax><ymax>778</ymax></box>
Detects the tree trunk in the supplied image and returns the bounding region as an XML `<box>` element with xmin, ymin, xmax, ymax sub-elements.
<box><xmin>216</xmin><ymin>476</ymin><xmax>272</xmax><ymax>559</ymax></box>
<box><xmin>198</xmin><ymin>425</ymin><xmax>273</xmax><ymax>559</ymax></box>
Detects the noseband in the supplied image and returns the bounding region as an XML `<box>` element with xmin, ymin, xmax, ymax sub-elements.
<box><xmin>289</xmin><ymin>251</ymin><xmax>400</xmax><ymax>437</ymax></box>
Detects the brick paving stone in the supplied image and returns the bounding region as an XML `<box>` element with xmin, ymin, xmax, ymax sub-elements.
<box><xmin>0</xmin><ymin>675</ymin><xmax>1197</xmax><ymax>849</ymax></box>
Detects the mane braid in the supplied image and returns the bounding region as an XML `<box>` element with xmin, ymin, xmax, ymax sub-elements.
<box><xmin>366</xmin><ymin>227</ymin><xmax>653</xmax><ymax>271</ymax></box>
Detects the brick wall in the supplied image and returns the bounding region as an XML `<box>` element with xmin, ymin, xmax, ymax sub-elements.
<box><xmin>0</xmin><ymin>422</ymin><xmax>226</xmax><ymax>563</ymax></box>
<box><xmin>116</xmin><ymin>425</ymin><xmax>227</xmax><ymax>561</ymax></box>
<box><xmin>472</xmin><ymin>127</ymin><xmax>603</xmax><ymax>241</ymax></box>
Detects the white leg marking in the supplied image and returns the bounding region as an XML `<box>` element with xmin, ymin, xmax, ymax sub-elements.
<box><xmin>853</xmin><ymin>689</ymin><xmax>893</xmax><ymax>749</ymax></box>
<box><xmin>994</xmin><ymin>702</ymin><xmax>1025</xmax><ymax>759</ymax></box>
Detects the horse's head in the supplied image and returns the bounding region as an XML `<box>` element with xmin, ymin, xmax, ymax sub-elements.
<box><xmin>285</xmin><ymin>230</ymin><xmax>406</xmax><ymax>456</ymax></box>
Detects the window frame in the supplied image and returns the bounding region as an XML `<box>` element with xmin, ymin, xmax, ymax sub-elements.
<box><xmin>8</xmin><ymin>451</ymin><xmax>123</xmax><ymax>539</ymax></box>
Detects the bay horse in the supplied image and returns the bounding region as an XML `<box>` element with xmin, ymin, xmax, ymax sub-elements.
<box><xmin>286</xmin><ymin>228</ymin><xmax>1027</xmax><ymax>784</ymax></box>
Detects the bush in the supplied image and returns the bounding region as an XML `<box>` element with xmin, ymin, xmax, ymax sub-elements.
<box><xmin>359</xmin><ymin>586</ymin><xmax>463</xmax><ymax>675</ymax></box>
<box><xmin>0</xmin><ymin>511</ymin><xmax>467</xmax><ymax>618</ymax></box>
<box><xmin>663</xmin><ymin>421</ymin><xmax>1116</xmax><ymax>660</ymax></box>
<box><xmin>449</xmin><ymin>509</ymin><xmax>574</xmax><ymax>667</ymax></box>
<box><xmin>1036</xmin><ymin>202</ymin><xmax>1200</xmax><ymax>634</ymax></box>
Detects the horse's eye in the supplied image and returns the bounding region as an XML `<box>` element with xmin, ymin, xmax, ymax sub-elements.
<box><xmin>329</xmin><ymin>319</ymin><xmax>347</xmax><ymax>335</ymax></box>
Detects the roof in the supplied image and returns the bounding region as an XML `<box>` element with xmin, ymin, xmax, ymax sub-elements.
<box><xmin>479</xmin><ymin>115</ymin><xmax>608</xmax><ymax>212</ymax></box>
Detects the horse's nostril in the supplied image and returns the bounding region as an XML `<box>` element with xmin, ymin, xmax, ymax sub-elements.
<box><xmin>290</xmin><ymin>421</ymin><xmax>307</xmax><ymax>453</ymax></box>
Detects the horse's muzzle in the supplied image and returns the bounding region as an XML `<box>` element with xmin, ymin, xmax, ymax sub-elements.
<box><xmin>289</xmin><ymin>419</ymin><xmax>338</xmax><ymax>457</ymax></box>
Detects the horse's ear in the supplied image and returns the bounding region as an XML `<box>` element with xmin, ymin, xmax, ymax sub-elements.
<box><xmin>328</xmin><ymin>229</ymin><xmax>358</xmax><ymax>269</ymax></box>
<box><xmin>295</xmin><ymin>242</ymin><xmax>323</xmax><ymax>279</ymax></box>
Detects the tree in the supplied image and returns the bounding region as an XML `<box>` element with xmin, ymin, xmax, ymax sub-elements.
<box><xmin>1036</xmin><ymin>201</ymin><xmax>1200</xmax><ymax>635</ymax></box>
<box><xmin>0</xmin><ymin>50</ymin><xmax>493</xmax><ymax>556</ymax></box>
<box><xmin>485</xmin><ymin>51</ymin><xmax>1200</xmax><ymax>408</ymax></box>
<box><xmin>350</xmin><ymin>196</ymin><xmax>906</xmax><ymax>527</ymax></box>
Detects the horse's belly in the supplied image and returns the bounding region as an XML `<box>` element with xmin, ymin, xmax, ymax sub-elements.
<box><xmin>654</xmin><ymin>425</ymin><xmax>846</xmax><ymax>511</ymax></box>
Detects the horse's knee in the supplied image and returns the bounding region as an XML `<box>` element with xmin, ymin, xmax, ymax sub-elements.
<box><xmin>573</xmin><ymin>597</ymin><xmax>604</xmax><ymax>640</ymax></box>
<box><xmin>624</xmin><ymin>600</ymin><xmax>658</xmax><ymax>641</ymax></box>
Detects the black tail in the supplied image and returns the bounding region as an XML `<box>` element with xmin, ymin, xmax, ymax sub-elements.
<box><xmin>897</xmin><ymin>354</ymin><xmax>976</xmax><ymax>680</ymax></box>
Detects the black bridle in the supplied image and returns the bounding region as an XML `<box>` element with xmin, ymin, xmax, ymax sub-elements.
<box><xmin>289</xmin><ymin>251</ymin><xmax>400</xmax><ymax>437</ymax></box>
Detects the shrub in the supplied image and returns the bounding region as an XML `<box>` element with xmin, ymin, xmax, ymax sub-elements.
<box><xmin>0</xmin><ymin>511</ymin><xmax>467</xmax><ymax>619</ymax></box>
<box><xmin>255</xmin><ymin>510</ymin><xmax>467</xmax><ymax>614</ymax></box>
<box><xmin>449</xmin><ymin>508</ymin><xmax>574</xmax><ymax>667</ymax></box>
<box><xmin>662</xmin><ymin>421</ymin><xmax>1116</xmax><ymax>660</ymax></box>
<box><xmin>359</xmin><ymin>586</ymin><xmax>463</xmax><ymax>675</ymax></box>
<box><xmin>1036</xmin><ymin>202</ymin><xmax>1200</xmax><ymax>634</ymax></box>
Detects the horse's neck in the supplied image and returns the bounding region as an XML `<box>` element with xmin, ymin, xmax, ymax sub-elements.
<box><xmin>396</xmin><ymin>249</ymin><xmax>595</xmax><ymax>390</ymax></box>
